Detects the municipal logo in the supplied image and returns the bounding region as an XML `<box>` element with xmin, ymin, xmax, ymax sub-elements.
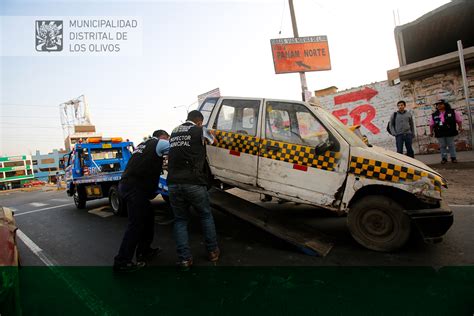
<box><xmin>35</xmin><ymin>20</ymin><xmax>63</xmax><ymax>52</ymax></box>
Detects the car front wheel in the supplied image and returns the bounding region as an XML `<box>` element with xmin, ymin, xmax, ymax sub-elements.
<box><xmin>347</xmin><ymin>195</ymin><xmax>411</xmax><ymax>252</ymax></box>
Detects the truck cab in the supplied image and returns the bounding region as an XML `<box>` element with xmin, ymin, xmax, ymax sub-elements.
<box><xmin>198</xmin><ymin>96</ymin><xmax>453</xmax><ymax>251</ymax></box>
<box><xmin>64</xmin><ymin>137</ymin><xmax>134</xmax><ymax>214</ymax></box>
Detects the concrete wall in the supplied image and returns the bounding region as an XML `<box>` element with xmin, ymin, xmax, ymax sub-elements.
<box><xmin>318</xmin><ymin>81</ymin><xmax>401</xmax><ymax>151</ymax></box>
<box><xmin>399</xmin><ymin>66</ymin><xmax>474</xmax><ymax>153</ymax></box>
<box><xmin>318</xmin><ymin>66</ymin><xmax>474</xmax><ymax>154</ymax></box>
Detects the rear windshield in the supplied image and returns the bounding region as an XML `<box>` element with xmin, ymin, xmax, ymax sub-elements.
<box><xmin>90</xmin><ymin>148</ymin><xmax>123</xmax><ymax>160</ymax></box>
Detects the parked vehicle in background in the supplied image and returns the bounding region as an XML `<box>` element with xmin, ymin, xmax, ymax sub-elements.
<box><xmin>22</xmin><ymin>180</ymin><xmax>46</xmax><ymax>188</ymax></box>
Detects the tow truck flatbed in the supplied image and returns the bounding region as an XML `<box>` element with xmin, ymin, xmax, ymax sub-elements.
<box><xmin>208</xmin><ymin>188</ymin><xmax>334</xmax><ymax>256</ymax></box>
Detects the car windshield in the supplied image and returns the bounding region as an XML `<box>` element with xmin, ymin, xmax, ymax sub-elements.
<box><xmin>198</xmin><ymin>97</ymin><xmax>219</xmax><ymax>127</ymax></box>
<box><xmin>310</xmin><ymin>104</ymin><xmax>368</xmax><ymax>147</ymax></box>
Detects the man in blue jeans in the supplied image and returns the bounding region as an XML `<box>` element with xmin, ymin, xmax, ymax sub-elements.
<box><xmin>167</xmin><ymin>110</ymin><xmax>219</xmax><ymax>269</ymax></box>
<box><xmin>389</xmin><ymin>100</ymin><xmax>415</xmax><ymax>158</ymax></box>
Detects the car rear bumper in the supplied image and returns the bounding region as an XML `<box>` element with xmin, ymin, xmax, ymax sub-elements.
<box><xmin>404</xmin><ymin>201</ymin><xmax>453</xmax><ymax>243</ymax></box>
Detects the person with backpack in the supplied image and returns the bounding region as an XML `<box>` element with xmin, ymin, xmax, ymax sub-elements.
<box><xmin>388</xmin><ymin>100</ymin><xmax>415</xmax><ymax>158</ymax></box>
<box><xmin>429</xmin><ymin>99</ymin><xmax>463</xmax><ymax>163</ymax></box>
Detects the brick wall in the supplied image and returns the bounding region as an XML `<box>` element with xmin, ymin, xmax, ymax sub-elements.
<box><xmin>318</xmin><ymin>66</ymin><xmax>474</xmax><ymax>154</ymax></box>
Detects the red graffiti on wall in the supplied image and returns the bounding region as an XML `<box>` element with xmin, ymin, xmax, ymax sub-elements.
<box><xmin>332</xmin><ymin>87</ymin><xmax>380</xmax><ymax>134</ymax></box>
<box><xmin>332</xmin><ymin>104</ymin><xmax>380</xmax><ymax>134</ymax></box>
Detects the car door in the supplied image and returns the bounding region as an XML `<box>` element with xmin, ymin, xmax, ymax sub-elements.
<box><xmin>257</xmin><ymin>99</ymin><xmax>348</xmax><ymax>208</ymax></box>
<box><xmin>205</xmin><ymin>98</ymin><xmax>263</xmax><ymax>187</ymax></box>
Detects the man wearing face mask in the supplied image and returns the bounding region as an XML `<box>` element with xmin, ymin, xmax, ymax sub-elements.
<box><xmin>113</xmin><ymin>130</ymin><xmax>170</xmax><ymax>272</ymax></box>
<box><xmin>167</xmin><ymin>110</ymin><xmax>219</xmax><ymax>269</ymax></box>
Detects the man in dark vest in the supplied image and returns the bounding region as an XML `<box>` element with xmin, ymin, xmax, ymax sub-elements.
<box><xmin>167</xmin><ymin>110</ymin><xmax>219</xmax><ymax>269</ymax></box>
<box><xmin>113</xmin><ymin>130</ymin><xmax>170</xmax><ymax>272</ymax></box>
<box><xmin>429</xmin><ymin>99</ymin><xmax>463</xmax><ymax>163</ymax></box>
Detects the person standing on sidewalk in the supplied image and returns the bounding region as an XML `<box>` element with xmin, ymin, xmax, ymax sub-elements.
<box><xmin>389</xmin><ymin>100</ymin><xmax>415</xmax><ymax>158</ymax></box>
<box><xmin>167</xmin><ymin>110</ymin><xmax>219</xmax><ymax>269</ymax></box>
<box><xmin>114</xmin><ymin>130</ymin><xmax>170</xmax><ymax>272</ymax></box>
<box><xmin>429</xmin><ymin>99</ymin><xmax>463</xmax><ymax>164</ymax></box>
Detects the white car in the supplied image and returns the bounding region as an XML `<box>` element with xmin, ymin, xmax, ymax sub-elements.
<box><xmin>198</xmin><ymin>96</ymin><xmax>453</xmax><ymax>252</ymax></box>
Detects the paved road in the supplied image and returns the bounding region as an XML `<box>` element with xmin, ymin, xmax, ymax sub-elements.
<box><xmin>2</xmin><ymin>187</ymin><xmax>473</xmax><ymax>267</ymax></box>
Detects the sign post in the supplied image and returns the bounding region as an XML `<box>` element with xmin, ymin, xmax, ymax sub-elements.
<box><xmin>457</xmin><ymin>40</ymin><xmax>474</xmax><ymax>150</ymax></box>
<box><xmin>271</xmin><ymin>0</ymin><xmax>332</xmax><ymax>101</ymax></box>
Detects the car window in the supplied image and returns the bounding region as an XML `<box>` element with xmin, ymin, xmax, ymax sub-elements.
<box><xmin>265</xmin><ymin>101</ymin><xmax>330</xmax><ymax>148</ymax></box>
<box><xmin>214</xmin><ymin>99</ymin><xmax>260</xmax><ymax>136</ymax></box>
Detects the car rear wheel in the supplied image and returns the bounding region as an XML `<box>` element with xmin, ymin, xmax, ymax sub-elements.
<box><xmin>73</xmin><ymin>186</ymin><xmax>86</xmax><ymax>209</ymax></box>
<box><xmin>347</xmin><ymin>195</ymin><xmax>411</xmax><ymax>252</ymax></box>
<box><xmin>109</xmin><ymin>185</ymin><xmax>127</xmax><ymax>216</ymax></box>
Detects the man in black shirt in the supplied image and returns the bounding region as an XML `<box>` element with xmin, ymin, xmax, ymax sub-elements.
<box><xmin>167</xmin><ymin>110</ymin><xmax>219</xmax><ymax>269</ymax></box>
<box><xmin>113</xmin><ymin>130</ymin><xmax>169</xmax><ymax>272</ymax></box>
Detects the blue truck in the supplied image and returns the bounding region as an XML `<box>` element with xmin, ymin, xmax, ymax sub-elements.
<box><xmin>64</xmin><ymin>137</ymin><xmax>169</xmax><ymax>215</ymax></box>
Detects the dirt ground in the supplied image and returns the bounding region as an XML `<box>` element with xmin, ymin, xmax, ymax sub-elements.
<box><xmin>430</xmin><ymin>161</ymin><xmax>474</xmax><ymax>205</ymax></box>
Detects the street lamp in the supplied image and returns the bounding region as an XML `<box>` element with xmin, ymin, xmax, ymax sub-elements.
<box><xmin>173</xmin><ymin>101</ymin><xmax>198</xmax><ymax>114</ymax></box>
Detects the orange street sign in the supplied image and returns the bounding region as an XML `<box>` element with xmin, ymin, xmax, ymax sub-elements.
<box><xmin>270</xmin><ymin>36</ymin><xmax>331</xmax><ymax>74</ymax></box>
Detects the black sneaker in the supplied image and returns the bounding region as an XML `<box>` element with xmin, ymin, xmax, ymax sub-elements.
<box><xmin>113</xmin><ymin>261</ymin><xmax>146</xmax><ymax>273</ymax></box>
<box><xmin>136</xmin><ymin>247</ymin><xmax>163</xmax><ymax>262</ymax></box>
<box><xmin>441</xmin><ymin>158</ymin><xmax>448</xmax><ymax>164</ymax></box>
<box><xmin>451</xmin><ymin>158</ymin><xmax>458</xmax><ymax>163</ymax></box>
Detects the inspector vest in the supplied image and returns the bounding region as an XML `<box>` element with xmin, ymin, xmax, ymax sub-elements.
<box><xmin>432</xmin><ymin>110</ymin><xmax>458</xmax><ymax>138</ymax></box>
<box><xmin>121</xmin><ymin>138</ymin><xmax>164</xmax><ymax>195</ymax></box>
<box><xmin>167</xmin><ymin>122</ymin><xmax>208</xmax><ymax>186</ymax></box>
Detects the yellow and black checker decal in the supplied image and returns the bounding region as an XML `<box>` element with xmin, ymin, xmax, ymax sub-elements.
<box><xmin>214</xmin><ymin>130</ymin><xmax>260</xmax><ymax>156</ymax></box>
<box><xmin>260</xmin><ymin>139</ymin><xmax>341</xmax><ymax>171</ymax></box>
<box><xmin>213</xmin><ymin>130</ymin><xmax>341</xmax><ymax>172</ymax></box>
<box><xmin>349</xmin><ymin>156</ymin><xmax>443</xmax><ymax>192</ymax></box>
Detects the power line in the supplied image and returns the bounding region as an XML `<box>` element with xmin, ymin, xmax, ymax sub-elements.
<box><xmin>0</xmin><ymin>103</ymin><xmax>57</xmax><ymax>108</ymax></box>
<box><xmin>1</xmin><ymin>125</ymin><xmax>60</xmax><ymax>129</ymax></box>
<box><xmin>279</xmin><ymin>0</ymin><xmax>286</xmax><ymax>36</ymax></box>
<box><xmin>0</xmin><ymin>102</ymin><xmax>175</xmax><ymax>110</ymax></box>
<box><xmin>0</xmin><ymin>115</ymin><xmax>58</xmax><ymax>119</ymax></box>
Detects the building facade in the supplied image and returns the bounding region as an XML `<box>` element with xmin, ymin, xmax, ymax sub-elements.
<box><xmin>0</xmin><ymin>155</ymin><xmax>34</xmax><ymax>189</ymax></box>
<box><xmin>31</xmin><ymin>149</ymin><xmax>68</xmax><ymax>182</ymax></box>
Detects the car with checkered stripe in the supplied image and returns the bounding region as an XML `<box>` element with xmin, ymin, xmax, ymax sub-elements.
<box><xmin>196</xmin><ymin>96</ymin><xmax>453</xmax><ymax>252</ymax></box>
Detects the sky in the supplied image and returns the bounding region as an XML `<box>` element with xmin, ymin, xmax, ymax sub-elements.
<box><xmin>0</xmin><ymin>0</ymin><xmax>450</xmax><ymax>156</ymax></box>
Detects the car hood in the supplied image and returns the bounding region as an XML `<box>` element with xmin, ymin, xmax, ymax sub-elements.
<box><xmin>369</xmin><ymin>146</ymin><xmax>444</xmax><ymax>179</ymax></box>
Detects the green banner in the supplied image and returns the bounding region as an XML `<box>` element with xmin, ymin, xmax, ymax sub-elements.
<box><xmin>0</xmin><ymin>156</ymin><xmax>27</xmax><ymax>162</ymax></box>
<box><xmin>0</xmin><ymin>165</ymin><xmax>32</xmax><ymax>172</ymax></box>
<box><xmin>0</xmin><ymin>174</ymin><xmax>34</xmax><ymax>183</ymax></box>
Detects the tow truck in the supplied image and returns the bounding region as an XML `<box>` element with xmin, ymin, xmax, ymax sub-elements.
<box><xmin>64</xmin><ymin>137</ymin><xmax>134</xmax><ymax>215</ymax></box>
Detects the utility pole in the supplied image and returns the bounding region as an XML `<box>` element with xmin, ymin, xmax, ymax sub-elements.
<box><xmin>457</xmin><ymin>40</ymin><xmax>474</xmax><ymax>150</ymax></box>
<box><xmin>288</xmin><ymin>0</ymin><xmax>309</xmax><ymax>101</ymax></box>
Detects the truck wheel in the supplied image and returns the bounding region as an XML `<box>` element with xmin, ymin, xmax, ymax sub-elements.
<box><xmin>109</xmin><ymin>185</ymin><xmax>127</xmax><ymax>216</ymax></box>
<box><xmin>347</xmin><ymin>195</ymin><xmax>411</xmax><ymax>252</ymax></box>
<box><xmin>73</xmin><ymin>186</ymin><xmax>86</xmax><ymax>209</ymax></box>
